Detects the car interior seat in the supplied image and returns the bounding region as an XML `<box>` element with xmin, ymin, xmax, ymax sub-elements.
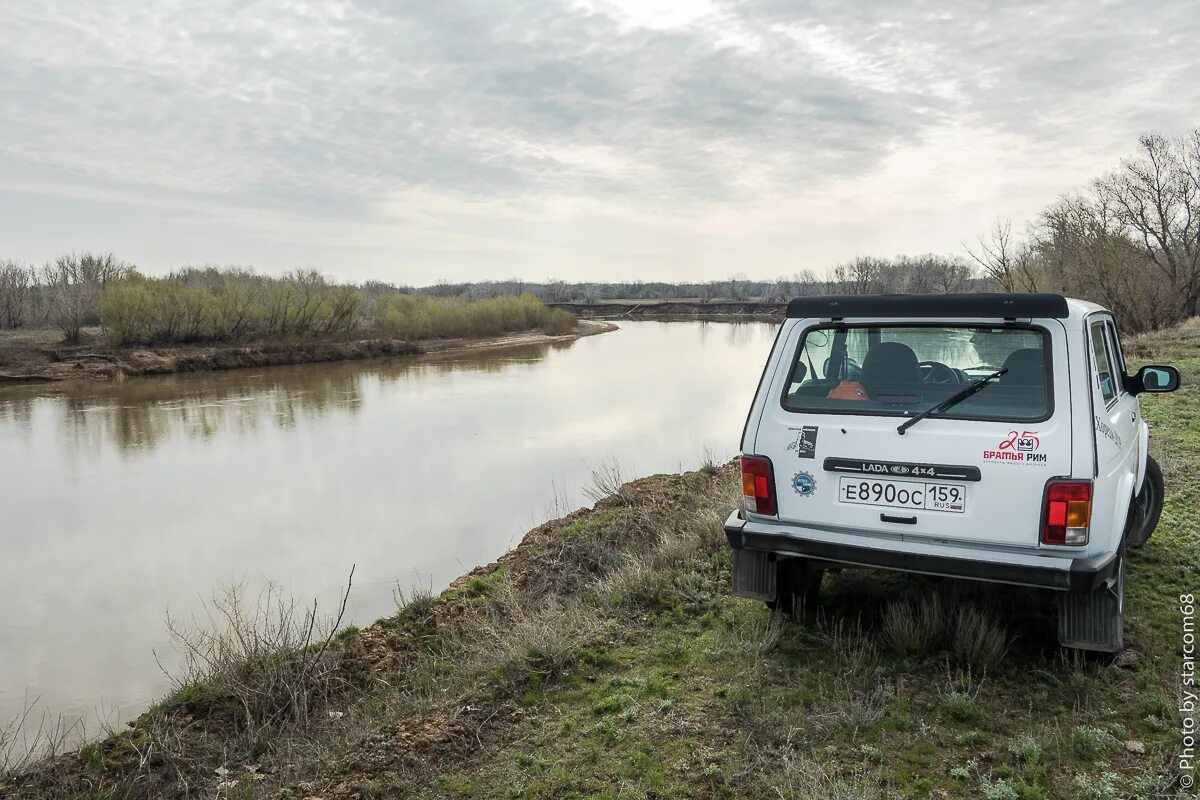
<box><xmin>861</xmin><ymin>341</ymin><xmax>921</xmax><ymax>397</ymax></box>
<box><xmin>1000</xmin><ymin>347</ymin><xmax>1045</xmax><ymax>385</ymax></box>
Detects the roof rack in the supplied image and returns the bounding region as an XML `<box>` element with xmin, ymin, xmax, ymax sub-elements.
<box><xmin>785</xmin><ymin>293</ymin><xmax>1070</xmax><ymax>320</ymax></box>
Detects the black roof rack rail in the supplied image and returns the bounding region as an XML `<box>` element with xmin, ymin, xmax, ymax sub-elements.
<box><xmin>785</xmin><ymin>293</ymin><xmax>1070</xmax><ymax>320</ymax></box>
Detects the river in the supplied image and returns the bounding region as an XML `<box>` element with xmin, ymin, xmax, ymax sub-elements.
<box><xmin>0</xmin><ymin>320</ymin><xmax>778</xmax><ymax>738</ymax></box>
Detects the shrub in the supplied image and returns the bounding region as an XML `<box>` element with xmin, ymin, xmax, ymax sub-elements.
<box><xmin>163</xmin><ymin>577</ymin><xmax>354</xmax><ymax>732</ymax></box>
<box><xmin>881</xmin><ymin>595</ymin><xmax>945</xmax><ymax>656</ymax></box>
<box><xmin>944</xmin><ymin>691</ymin><xmax>977</xmax><ymax>722</ymax></box>
<box><xmin>981</xmin><ymin>778</ymin><xmax>1019</xmax><ymax>800</ymax></box>
<box><xmin>97</xmin><ymin>268</ymin><xmax>572</xmax><ymax>346</ymax></box>
<box><xmin>372</xmin><ymin>292</ymin><xmax>573</xmax><ymax>340</ymax></box>
<box><xmin>1073</xmin><ymin>771</ymin><xmax>1122</xmax><ymax>800</ymax></box>
<box><xmin>458</xmin><ymin>577</ymin><xmax>602</xmax><ymax>690</ymax></box>
<box><xmin>1070</xmin><ymin>725</ymin><xmax>1120</xmax><ymax>758</ymax></box>
<box><xmin>951</xmin><ymin>606</ymin><xmax>1010</xmax><ymax>669</ymax></box>
<box><xmin>1007</xmin><ymin>734</ymin><xmax>1041</xmax><ymax>763</ymax></box>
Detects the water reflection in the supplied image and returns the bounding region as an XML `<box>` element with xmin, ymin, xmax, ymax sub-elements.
<box><xmin>0</xmin><ymin>322</ymin><xmax>778</xmax><ymax>737</ymax></box>
<box><xmin>0</xmin><ymin>341</ymin><xmax>572</xmax><ymax>455</ymax></box>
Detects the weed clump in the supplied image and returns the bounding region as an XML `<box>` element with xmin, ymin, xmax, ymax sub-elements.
<box><xmin>981</xmin><ymin>777</ymin><xmax>1020</xmax><ymax>800</ymax></box>
<box><xmin>1070</xmin><ymin>725</ymin><xmax>1121</xmax><ymax>758</ymax></box>
<box><xmin>943</xmin><ymin>691</ymin><xmax>977</xmax><ymax>722</ymax></box>
<box><xmin>878</xmin><ymin>594</ymin><xmax>1010</xmax><ymax>671</ymax></box>
<box><xmin>951</xmin><ymin>605</ymin><xmax>1010</xmax><ymax>670</ymax></box>
<box><xmin>1006</xmin><ymin>734</ymin><xmax>1041</xmax><ymax>763</ymax></box>
<box><xmin>880</xmin><ymin>595</ymin><xmax>945</xmax><ymax>655</ymax></box>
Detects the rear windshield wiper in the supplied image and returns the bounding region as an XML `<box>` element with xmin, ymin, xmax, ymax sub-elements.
<box><xmin>897</xmin><ymin>368</ymin><xmax>1007</xmax><ymax>436</ymax></box>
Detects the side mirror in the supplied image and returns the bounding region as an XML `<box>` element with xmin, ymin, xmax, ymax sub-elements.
<box><xmin>1128</xmin><ymin>365</ymin><xmax>1180</xmax><ymax>395</ymax></box>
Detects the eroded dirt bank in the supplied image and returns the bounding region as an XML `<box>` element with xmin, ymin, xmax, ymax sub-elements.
<box><xmin>0</xmin><ymin>320</ymin><xmax>615</xmax><ymax>384</ymax></box>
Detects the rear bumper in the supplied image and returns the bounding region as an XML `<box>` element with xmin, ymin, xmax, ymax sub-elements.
<box><xmin>724</xmin><ymin>511</ymin><xmax>1117</xmax><ymax>593</ymax></box>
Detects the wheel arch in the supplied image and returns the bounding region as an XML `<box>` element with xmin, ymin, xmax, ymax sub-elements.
<box><xmin>1135</xmin><ymin>419</ymin><xmax>1149</xmax><ymax>494</ymax></box>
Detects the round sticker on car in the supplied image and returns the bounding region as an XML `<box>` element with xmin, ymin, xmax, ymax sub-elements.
<box><xmin>792</xmin><ymin>471</ymin><xmax>817</xmax><ymax>497</ymax></box>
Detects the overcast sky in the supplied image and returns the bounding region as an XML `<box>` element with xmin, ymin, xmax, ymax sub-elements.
<box><xmin>2</xmin><ymin>0</ymin><xmax>1198</xmax><ymax>285</ymax></box>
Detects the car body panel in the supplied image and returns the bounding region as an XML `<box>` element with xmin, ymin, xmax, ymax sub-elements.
<box><xmin>735</xmin><ymin>296</ymin><xmax>1161</xmax><ymax>587</ymax></box>
<box><xmin>751</xmin><ymin>315</ymin><xmax>1073</xmax><ymax>551</ymax></box>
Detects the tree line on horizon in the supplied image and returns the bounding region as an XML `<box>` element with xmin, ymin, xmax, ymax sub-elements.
<box><xmin>1</xmin><ymin>129</ymin><xmax>1196</xmax><ymax>341</ymax></box>
<box><xmin>424</xmin><ymin>130</ymin><xmax>1200</xmax><ymax>334</ymax></box>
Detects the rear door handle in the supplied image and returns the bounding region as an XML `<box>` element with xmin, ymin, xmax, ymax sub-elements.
<box><xmin>880</xmin><ymin>513</ymin><xmax>917</xmax><ymax>525</ymax></box>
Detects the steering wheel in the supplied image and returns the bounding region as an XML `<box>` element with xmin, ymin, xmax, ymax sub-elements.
<box><xmin>919</xmin><ymin>360</ymin><xmax>961</xmax><ymax>384</ymax></box>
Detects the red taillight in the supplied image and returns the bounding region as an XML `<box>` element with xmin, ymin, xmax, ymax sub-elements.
<box><xmin>741</xmin><ymin>455</ymin><xmax>777</xmax><ymax>516</ymax></box>
<box><xmin>1042</xmin><ymin>481</ymin><xmax>1092</xmax><ymax>545</ymax></box>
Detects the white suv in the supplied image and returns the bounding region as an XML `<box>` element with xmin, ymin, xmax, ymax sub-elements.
<box><xmin>726</xmin><ymin>293</ymin><xmax>1180</xmax><ymax>652</ymax></box>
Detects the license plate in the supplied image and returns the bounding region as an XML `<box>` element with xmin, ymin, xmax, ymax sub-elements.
<box><xmin>838</xmin><ymin>476</ymin><xmax>965</xmax><ymax>513</ymax></box>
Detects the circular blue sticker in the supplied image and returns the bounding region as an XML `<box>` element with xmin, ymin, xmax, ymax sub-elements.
<box><xmin>792</xmin><ymin>471</ymin><xmax>816</xmax><ymax>496</ymax></box>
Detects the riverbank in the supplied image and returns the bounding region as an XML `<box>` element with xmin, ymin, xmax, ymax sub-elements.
<box><xmin>0</xmin><ymin>320</ymin><xmax>615</xmax><ymax>384</ymax></box>
<box><xmin>3</xmin><ymin>324</ymin><xmax>1195</xmax><ymax>799</ymax></box>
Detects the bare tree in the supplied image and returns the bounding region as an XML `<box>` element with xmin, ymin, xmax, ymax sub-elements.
<box><xmin>964</xmin><ymin>219</ymin><xmax>1041</xmax><ymax>292</ymax></box>
<box><xmin>0</xmin><ymin>260</ymin><xmax>35</xmax><ymax>329</ymax></box>
<box><xmin>42</xmin><ymin>252</ymin><xmax>131</xmax><ymax>343</ymax></box>
<box><xmin>1094</xmin><ymin>131</ymin><xmax>1200</xmax><ymax>321</ymax></box>
<box><xmin>768</xmin><ymin>277</ymin><xmax>792</xmax><ymax>303</ymax></box>
<box><xmin>1035</xmin><ymin>194</ymin><xmax>1169</xmax><ymax>332</ymax></box>
<box><xmin>727</xmin><ymin>273</ymin><xmax>750</xmax><ymax>301</ymax></box>
<box><xmin>832</xmin><ymin>257</ymin><xmax>887</xmax><ymax>294</ymax></box>
<box><xmin>900</xmin><ymin>255</ymin><xmax>973</xmax><ymax>294</ymax></box>
<box><xmin>543</xmin><ymin>279</ymin><xmax>569</xmax><ymax>303</ymax></box>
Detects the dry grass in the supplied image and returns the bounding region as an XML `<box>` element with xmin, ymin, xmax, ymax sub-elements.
<box><xmin>0</xmin><ymin>703</ymin><xmax>85</xmax><ymax>778</ymax></box>
<box><xmin>582</xmin><ymin>458</ymin><xmax>630</xmax><ymax>505</ymax></box>
<box><xmin>877</xmin><ymin>592</ymin><xmax>1010</xmax><ymax>670</ymax></box>
<box><xmin>951</xmin><ymin>604</ymin><xmax>1012</xmax><ymax>670</ymax></box>
<box><xmin>720</xmin><ymin>610</ymin><xmax>786</xmax><ymax>664</ymax></box>
<box><xmin>162</xmin><ymin>574</ymin><xmax>354</xmax><ymax>731</ymax></box>
<box><xmin>880</xmin><ymin>594</ymin><xmax>945</xmax><ymax>655</ymax></box>
<box><xmin>759</xmin><ymin>749</ymin><xmax>882</xmax><ymax>800</ymax></box>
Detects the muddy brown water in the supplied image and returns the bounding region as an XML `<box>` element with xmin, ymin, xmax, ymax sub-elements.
<box><xmin>0</xmin><ymin>320</ymin><xmax>778</xmax><ymax>740</ymax></box>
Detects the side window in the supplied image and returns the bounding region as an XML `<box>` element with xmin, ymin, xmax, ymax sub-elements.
<box><xmin>1105</xmin><ymin>320</ymin><xmax>1127</xmax><ymax>382</ymax></box>
<box><xmin>1089</xmin><ymin>322</ymin><xmax>1117</xmax><ymax>406</ymax></box>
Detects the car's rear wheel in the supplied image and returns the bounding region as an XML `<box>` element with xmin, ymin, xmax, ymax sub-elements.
<box><xmin>766</xmin><ymin>557</ymin><xmax>823</xmax><ymax>615</ymax></box>
<box><xmin>1126</xmin><ymin>455</ymin><xmax>1164</xmax><ymax>548</ymax></box>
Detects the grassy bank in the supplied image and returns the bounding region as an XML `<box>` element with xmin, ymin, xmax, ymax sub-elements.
<box><xmin>1</xmin><ymin>266</ymin><xmax>579</xmax><ymax>381</ymax></box>
<box><xmin>3</xmin><ymin>326</ymin><xmax>1196</xmax><ymax>799</ymax></box>
<box><xmin>0</xmin><ymin>292</ymin><xmax>585</xmax><ymax>382</ymax></box>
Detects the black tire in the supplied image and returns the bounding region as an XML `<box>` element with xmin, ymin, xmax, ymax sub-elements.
<box><xmin>1126</xmin><ymin>455</ymin><xmax>1164</xmax><ymax>548</ymax></box>
<box><xmin>766</xmin><ymin>557</ymin><xmax>823</xmax><ymax>615</ymax></box>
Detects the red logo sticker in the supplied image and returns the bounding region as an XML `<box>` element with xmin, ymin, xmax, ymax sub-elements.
<box><xmin>985</xmin><ymin>431</ymin><xmax>1047</xmax><ymax>464</ymax></box>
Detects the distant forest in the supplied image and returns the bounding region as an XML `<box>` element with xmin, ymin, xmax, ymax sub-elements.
<box><xmin>2</xmin><ymin>129</ymin><xmax>1197</xmax><ymax>338</ymax></box>
<box><xmin>410</xmin><ymin>254</ymin><xmax>982</xmax><ymax>306</ymax></box>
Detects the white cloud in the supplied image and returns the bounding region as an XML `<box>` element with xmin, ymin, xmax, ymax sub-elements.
<box><xmin>0</xmin><ymin>0</ymin><xmax>1196</xmax><ymax>283</ymax></box>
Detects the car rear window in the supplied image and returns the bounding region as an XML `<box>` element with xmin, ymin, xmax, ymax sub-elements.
<box><xmin>781</xmin><ymin>324</ymin><xmax>1052</xmax><ymax>421</ymax></box>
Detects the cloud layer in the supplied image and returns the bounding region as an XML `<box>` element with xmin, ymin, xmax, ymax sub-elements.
<box><xmin>2</xmin><ymin>0</ymin><xmax>1197</xmax><ymax>282</ymax></box>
